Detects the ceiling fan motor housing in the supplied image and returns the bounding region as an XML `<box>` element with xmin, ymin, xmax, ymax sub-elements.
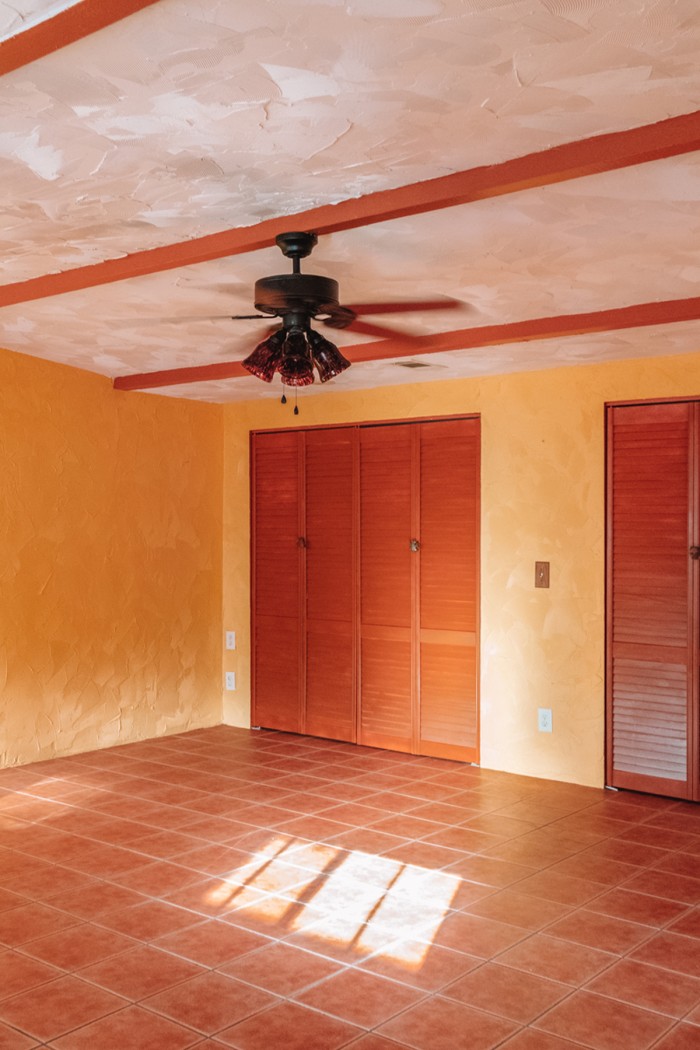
<box><xmin>254</xmin><ymin>273</ymin><xmax>340</xmax><ymax>318</ymax></box>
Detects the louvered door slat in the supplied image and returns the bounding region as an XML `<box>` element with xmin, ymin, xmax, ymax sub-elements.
<box><xmin>252</xmin><ymin>431</ymin><xmax>302</xmax><ymax>733</ymax></box>
<box><xmin>608</xmin><ymin>402</ymin><xmax>693</xmax><ymax>799</ymax></box>
<box><xmin>613</xmin><ymin>658</ymin><xmax>688</xmax><ymax>779</ymax></box>
<box><xmin>304</xmin><ymin>428</ymin><xmax>355</xmax><ymax>742</ymax></box>
<box><xmin>419</xmin><ymin>419</ymin><xmax>479</xmax><ymax>761</ymax></box>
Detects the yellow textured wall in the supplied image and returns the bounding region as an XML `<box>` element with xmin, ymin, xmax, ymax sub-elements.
<box><xmin>0</xmin><ymin>347</ymin><xmax>223</xmax><ymax>767</ymax></box>
<box><xmin>223</xmin><ymin>350</ymin><xmax>700</xmax><ymax>788</ymax></box>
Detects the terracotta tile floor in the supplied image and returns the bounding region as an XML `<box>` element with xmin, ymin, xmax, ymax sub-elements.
<box><xmin>0</xmin><ymin>728</ymin><xmax>698</xmax><ymax>1049</ymax></box>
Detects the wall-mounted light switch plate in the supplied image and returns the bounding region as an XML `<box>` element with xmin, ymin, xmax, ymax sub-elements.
<box><xmin>535</xmin><ymin>561</ymin><xmax>550</xmax><ymax>588</ymax></box>
<box><xmin>225</xmin><ymin>631</ymin><xmax>236</xmax><ymax>650</ymax></box>
<box><xmin>225</xmin><ymin>672</ymin><xmax>236</xmax><ymax>691</ymax></box>
<box><xmin>538</xmin><ymin>707</ymin><xmax>553</xmax><ymax>733</ymax></box>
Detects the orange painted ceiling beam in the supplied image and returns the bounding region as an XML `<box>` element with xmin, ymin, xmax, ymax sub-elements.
<box><xmin>113</xmin><ymin>294</ymin><xmax>700</xmax><ymax>391</ymax></box>
<box><xmin>346</xmin><ymin>295</ymin><xmax>700</xmax><ymax>363</ymax></box>
<box><xmin>0</xmin><ymin>0</ymin><xmax>162</xmax><ymax>76</ymax></box>
<box><xmin>3</xmin><ymin>109</ymin><xmax>700</xmax><ymax>309</ymax></box>
<box><xmin>114</xmin><ymin>360</ymin><xmax>248</xmax><ymax>390</ymax></box>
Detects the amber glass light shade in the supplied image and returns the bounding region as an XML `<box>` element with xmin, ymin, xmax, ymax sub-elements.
<box><xmin>278</xmin><ymin>328</ymin><xmax>315</xmax><ymax>386</ymax></box>
<box><xmin>309</xmin><ymin>330</ymin><xmax>351</xmax><ymax>383</ymax></box>
<box><xmin>241</xmin><ymin>328</ymin><xmax>286</xmax><ymax>382</ymax></box>
<box><xmin>242</xmin><ymin>323</ymin><xmax>352</xmax><ymax>386</ymax></box>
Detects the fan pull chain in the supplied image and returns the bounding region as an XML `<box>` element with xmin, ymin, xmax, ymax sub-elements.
<box><xmin>278</xmin><ymin>390</ymin><xmax>299</xmax><ymax>413</ymax></box>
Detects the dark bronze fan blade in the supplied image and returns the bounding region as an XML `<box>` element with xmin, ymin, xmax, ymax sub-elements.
<box><xmin>329</xmin><ymin>318</ymin><xmax>420</xmax><ymax>342</ymax></box>
<box><xmin>111</xmin><ymin>314</ymin><xmax>264</xmax><ymax>328</ymax></box>
<box><xmin>221</xmin><ymin>322</ymin><xmax>281</xmax><ymax>353</ymax></box>
<box><xmin>343</xmin><ymin>297</ymin><xmax>464</xmax><ymax>316</ymax></box>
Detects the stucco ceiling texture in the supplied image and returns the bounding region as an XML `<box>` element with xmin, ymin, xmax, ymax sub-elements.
<box><xmin>0</xmin><ymin>0</ymin><xmax>699</xmax><ymax>401</ymax></box>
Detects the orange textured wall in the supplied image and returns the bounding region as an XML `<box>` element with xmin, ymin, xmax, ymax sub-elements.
<box><xmin>0</xmin><ymin>347</ymin><xmax>223</xmax><ymax>767</ymax></box>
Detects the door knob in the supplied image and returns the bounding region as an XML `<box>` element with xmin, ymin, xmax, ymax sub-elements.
<box><xmin>690</xmin><ymin>546</ymin><xmax>700</xmax><ymax>559</ymax></box>
<box><xmin>409</xmin><ymin>538</ymin><xmax>421</xmax><ymax>552</ymax></box>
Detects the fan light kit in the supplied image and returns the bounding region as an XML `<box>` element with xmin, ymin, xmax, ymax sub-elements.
<box><xmin>241</xmin><ymin>231</ymin><xmax>350</xmax><ymax>386</ymax></box>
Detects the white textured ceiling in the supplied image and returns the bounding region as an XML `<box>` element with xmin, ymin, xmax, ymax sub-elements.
<box><xmin>0</xmin><ymin>0</ymin><xmax>79</xmax><ymax>43</ymax></box>
<box><xmin>0</xmin><ymin>0</ymin><xmax>699</xmax><ymax>402</ymax></box>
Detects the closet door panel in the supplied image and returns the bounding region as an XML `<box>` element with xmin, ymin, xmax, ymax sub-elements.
<box><xmin>418</xmin><ymin>419</ymin><xmax>480</xmax><ymax>761</ymax></box>
<box><xmin>420</xmin><ymin>640</ymin><xmax>477</xmax><ymax>760</ymax></box>
<box><xmin>360</xmin><ymin>631</ymin><xmax>413</xmax><ymax>752</ymax></box>
<box><xmin>304</xmin><ymin>428</ymin><xmax>355</xmax><ymax>742</ymax></box>
<box><xmin>360</xmin><ymin>427</ymin><xmax>412</xmax><ymax>626</ymax></box>
<box><xmin>608</xmin><ymin>402</ymin><xmax>693</xmax><ymax>798</ymax></box>
<box><xmin>359</xmin><ymin>426</ymin><xmax>413</xmax><ymax>751</ymax></box>
<box><xmin>306</xmin><ymin>622</ymin><xmax>354</xmax><ymax>741</ymax></box>
<box><xmin>254</xmin><ymin>615</ymin><xmax>301</xmax><ymax>732</ymax></box>
<box><xmin>252</xmin><ymin>431</ymin><xmax>302</xmax><ymax>733</ymax></box>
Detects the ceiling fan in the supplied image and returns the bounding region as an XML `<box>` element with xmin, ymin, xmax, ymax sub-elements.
<box><xmin>232</xmin><ymin>231</ymin><xmax>461</xmax><ymax>386</ymax></box>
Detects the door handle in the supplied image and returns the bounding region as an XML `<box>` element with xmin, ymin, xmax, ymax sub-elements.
<box><xmin>297</xmin><ymin>536</ymin><xmax>307</xmax><ymax>549</ymax></box>
<box><xmin>409</xmin><ymin>538</ymin><xmax>421</xmax><ymax>553</ymax></box>
<box><xmin>690</xmin><ymin>546</ymin><xmax>700</xmax><ymax>560</ymax></box>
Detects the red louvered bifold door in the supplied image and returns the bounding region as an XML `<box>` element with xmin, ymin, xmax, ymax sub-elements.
<box><xmin>251</xmin><ymin>430</ymin><xmax>303</xmax><ymax>733</ymax></box>
<box><xmin>419</xmin><ymin>419</ymin><xmax>480</xmax><ymax>762</ymax></box>
<box><xmin>359</xmin><ymin>425</ymin><xmax>414</xmax><ymax>752</ymax></box>
<box><xmin>304</xmin><ymin>428</ymin><xmax>356</xmax><ymax>741</ymax></box>
<box><xmin>252</xmin><ymin>417</ymin><xmax>481</xmax><ymax>763</ymax></box>
<box><xmin>607</xmin><ymin>402</ymin><xmax>698</xmax><ymax>800</ymax></box>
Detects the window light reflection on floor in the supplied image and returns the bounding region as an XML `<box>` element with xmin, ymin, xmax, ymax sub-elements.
<box><xmin>204</xmin><ymin>833</ymin><xmax>460</xmax><ymax>970</ymax></box>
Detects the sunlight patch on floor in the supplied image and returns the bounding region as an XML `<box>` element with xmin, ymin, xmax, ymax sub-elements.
<box><xmin>205</xmin><ymin>833</ymin><xmax>460</xmax><ymax>969</ymax></box>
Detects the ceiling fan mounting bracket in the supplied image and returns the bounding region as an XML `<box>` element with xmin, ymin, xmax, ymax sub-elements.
<box><xmin>275</xmin><ymin>231</ymin><xmax>318</xmax><ymax>260</ymax></box>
